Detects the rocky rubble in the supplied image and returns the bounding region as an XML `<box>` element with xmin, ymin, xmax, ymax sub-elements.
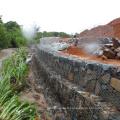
<box><xmin>63</xmin><ymin>37</ymin><xmax>120</xmax><ymax>60</ymax></box>
<box><xmin>97</xmin><ymin>37</ymin><xmax>120</xmax><ymax>59</ymax></box>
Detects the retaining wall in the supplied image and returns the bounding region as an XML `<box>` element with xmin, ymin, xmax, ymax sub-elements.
<box><xmin>32</xmin><ymin>46</ymin><xmax>120</xmax><ymax>120</ymax></box>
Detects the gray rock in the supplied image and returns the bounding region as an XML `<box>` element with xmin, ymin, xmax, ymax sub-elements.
<box><xmin>101</xmin><ymin>85</ymin><xmax>107</xmax><ymax>90</ymax></box>
<box><xmin>117</xmin><ymin>52</ymin><xmax>120</xmax><ymax>59</ymax></box>
<box><xmin>38</xmin><ymin>109</ymin><xmax>44</xmax><ymax>114</ymax></box>
<box><xmin>103</xmin><ymin>49</ymin><xmax>115</xmax><ymax>59</ymax></box>
<box><xmin>98</xmin><ymin>50</ymin><xmax>103</xmax><ymax>57</ymax></box>
<box><xmin>98</xmin><ymin>37</ymin><xmax>112</xmax><ymax>44</ymax></box>
<box><xmin>102</xmin><ymin>64</ymin><xmax>109</xmax><ymax>71</ymax></box>
<box><xmin>51</xmin><ymin>42</ymin><xmax>69</xmax><ymax>51</ymax></box>
<box><xmin>34</xmin><ymin>86</ymin><xmax>42</xmax><ymax>93</ymax></box>
<box><xmin>105</xmin><ymin>44</ymin><xmax>113</xmax><ymax>48</ymax></box>
<box><xmin>95</xmin><ymin>81</ymin><xmax>101</xmax><ymax>95</ymax></box>
<box><xmin>117</xmin><ymin>68</ymin><xmax>120</xmax><ymax>73</ymax></box>
<box><xmin>112</xmin><ymin>37</ymin><xmax>120</xmax><ymax>48</ymax></box>
<box><xmin>93</xmin><ymin>48</ymin><xmax>103</xmax><ymax>57</ymax></box>
<box><xmin>111</xmin><ymin>47</ymin><xmax>115</xmax><ymax>51</ymax></box>
<box><xmin>102</xmin><ymin>55</ymin><xmax>107</xmax><ymax>60</ymax></box>
<box><xmin>102</xmin><ymin>73</ymin><xmax>111</xmax><ymax>84</ymax></box>
<box><xmin>115</xmin><ymin>46</ymin><xmax>120</xmax><ymax>53</ymax></box>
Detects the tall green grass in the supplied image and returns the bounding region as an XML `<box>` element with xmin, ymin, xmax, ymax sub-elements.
<box><xmin>0</xmin><ymin>48</ymin><xmax>38</xmax><ymax>120</ymax></box>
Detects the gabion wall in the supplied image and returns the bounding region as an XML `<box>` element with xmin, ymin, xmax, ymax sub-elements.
<box><xmin>32</xmin><ymin>46</ymin><xmax>120</xmax><ymax>120</ymax></box>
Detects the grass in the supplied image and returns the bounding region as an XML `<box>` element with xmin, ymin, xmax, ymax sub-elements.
<box><xmin>0</xmin><ymin>47</ymin><xmax>39</xmax><ymax>120</ymax></box>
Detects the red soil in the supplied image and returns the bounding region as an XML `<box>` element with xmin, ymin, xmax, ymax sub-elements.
<box><xmin>60</xmin><ymin>46</ymin><xmax>120</xmax><ymax>67</ymax></box>
<box><xmin>107</xmin><ymin>18</ymin><xmax>120</xmax><ymax>26</ymax></box>
<box><xmin>77</xmin><ymin>29</ymin><xmax>89</xmax><ymax>37</ymax></box>
<box><xmin>77</xmin><ymin>25</ymin><xmax>113</xmax><ymax>38</ymax></box>
<box><xmin>77</xmin><ymin>17</ymin><xmax>120</xmax><ymax>40</ymax></box>
<box><xmin>63</xmin><ymin>38</ymin><xmax>72</xmax><ymax>41</ymax></box>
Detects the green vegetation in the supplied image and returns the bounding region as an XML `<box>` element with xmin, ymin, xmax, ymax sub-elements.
<box><xmin>4</xmin><ymin>21</ymin><xmax>29</xmax><ymax>47</ymax></box>
<box><xmin>0</xmin><ymin>15</ymin><xmax>71</xmax><ymax>49</ymax></box>
<box><xmin>0</xmin><ymin>17</ymin><xmax>10</xmax><ymax>50</ymax></box>
<box><xmin>0</xmin><ymin>16</ymin><xmax>29</xmax><ymax>50</ymax></box>
<box><xmin>0</xmin><ymin>48</ymin><xmax>38</xmax><ymax>120</ymax></box>
<box><xmin>35</xmin><ymin>31</ymin><xmax>71</xmax><ymax>40</ymax></box>
<box><xmin>0</xmin><ymin>15</ymin><xmax>72</xmax><ymax>120</ymax></box>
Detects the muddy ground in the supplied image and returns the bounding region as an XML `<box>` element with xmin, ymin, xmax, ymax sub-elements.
<box><xmin>0</xmin><ymin>48</ymin><xmax>16</xmax><ymax>68</ymax></box>
<box><xmin>19</xmin><ymin>57</ymin><xmax>69</xmax><ymax>120</ymax></box>
<box><xmin>19</xmin><ymin>64</ymin><xmax>53</xmax><ymax>120</ymax></box>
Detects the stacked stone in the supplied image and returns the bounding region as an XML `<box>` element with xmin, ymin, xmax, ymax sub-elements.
<box><xmin>32</xmin><ymin>46</ymin><xmax>120</xmax><ymax>120</ymax></box>
<box><xmin>36</xmin><ymin>47</ymin><xmax>120</xmax><ymax>103</ymax></box>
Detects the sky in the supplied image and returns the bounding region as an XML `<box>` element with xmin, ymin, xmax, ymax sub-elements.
<box><xmin>0</xmin><ymin>0</ymin><xmax>120</xmax><ymax>34</ymax></box>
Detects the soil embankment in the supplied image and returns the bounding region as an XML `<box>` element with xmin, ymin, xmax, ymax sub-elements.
<box><xmin>60</xmin><ymin>46</ymin><xmax>120</xmax><ymax>67</ymax></box>
<box><xmin>77</xmin><ymin>17</ymin><xmax>120</xmax><ymax>39</ymax></box>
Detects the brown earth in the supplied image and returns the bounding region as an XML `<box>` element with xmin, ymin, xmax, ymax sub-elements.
<box><xmin>107</xmin><ymin>18</ymin><xmax>120</xmax><ymax>26</ymax></box>
<box><xmin>60</xmin><ymin>46</ymin><xmax>120</xmax><ymax>67</ymax></box>
<box><xmin>19</xmin><ymin>65</ymin><xmax>52</xmax><ymax>120</ymax></box>
<box><xmin>77</xmin><ymin>17</ymin><xmax>120</xmax><ymax>39</ymax></box>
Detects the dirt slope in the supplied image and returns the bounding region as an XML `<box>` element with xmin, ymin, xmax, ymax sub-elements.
<box><xmin>77</xmin><ymin>17</ymin><xmax>120</xmax><ymax>39</ymax></box>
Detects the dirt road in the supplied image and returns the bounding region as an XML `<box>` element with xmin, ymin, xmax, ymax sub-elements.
<box><xmin>0</xmin><ymin>48</ymin><xmax>16</xmax><ymax>68</ymax></box>
<box><xmin>0</xmin><ymin>48</ymin><xmax>16</xmax><ymax>79</ymax></box>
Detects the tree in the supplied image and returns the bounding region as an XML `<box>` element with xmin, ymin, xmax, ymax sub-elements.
<box><xmin>4</xmin><ymin>21</ymin><xmax>28</xmax><ymax>47</ymax></box>
<box><xmin>4</xmin><ymin>21</ymin><xmax>20</xmax><ymax>30</ymax></box>
<box><xmin>35</xmin><ymin>31</ymin><xmax>71</xmax><ymax>39</ymax></box>
<box><xmin>0</xmin><ymin>17</ymin><xmax>10</xmax><ymax>49</ymax></box>
<box><xmin>0</xmin><ymin>15</ymin><xmax>3</xmax><ymax>24</ymax></box>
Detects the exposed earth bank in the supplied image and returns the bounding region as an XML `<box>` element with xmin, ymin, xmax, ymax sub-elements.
<box><xmin>77</xmin><ymin>17</ymin><xmax>120</xmax><ymax>39</ymax></box>
<box><xmin>60</xmin><ymin>46</ymin><xmax>120</xmax><ymax>67</ymax></box>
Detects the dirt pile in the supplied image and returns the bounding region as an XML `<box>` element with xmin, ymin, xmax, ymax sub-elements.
<box><xmin>66</xmin><ymin>46</ymin><xmax>88</xmax><ymax>56</ymax></box>
<box><xmin>107</xmin><ymin>17</ymin><xmax>120</xmax><ymax>26</ymax></box>
<box><xmin>77</xmin><ymin>25</ymin><xmax>113</xmax><ymax>38</ymax></box>
<box><xmin>77</xmin><ymin>17</ymin><xmax>120</xmax><ymax>39</ymax></box>
<box><xmin>60</xmin><ymin>37</ymin><xmax>120</xmax><ymax>66</ymax></box>
<box><xmin>60</xmin><ymin>47</ymin><xmax>120</xmax><ymax>66</ymax></box>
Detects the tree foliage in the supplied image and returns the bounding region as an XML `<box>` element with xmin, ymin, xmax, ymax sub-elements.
<box><xmin>0</xmin><ymin>15</ymin><xmax>71</xmax><ymax>49</ymax></box>
<box><xmin>0</xmin><ymin>16</ymin><xmax>10</xmax><ymax>49</ymax></box>
<box><xmin>4</xmin><ymin>21</ymin><xmax>20</xmax><ymax>30</ymax></box>
<box><xmin>0</xmin><ymin>16</ymin><xmax>28</xmax><ymax>49</ymax></box>
<box><xmin>4</xmin><ymin>21</ymin><xmax>28</xmax><ymax>47</ymax></box>
<box><xmin>35</xmin><ymin>31</ymin><xmax>71</xmax><ymax>40</ymax></box>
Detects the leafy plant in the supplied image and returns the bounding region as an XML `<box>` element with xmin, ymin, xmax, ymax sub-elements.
<box><xmin>0</xmin><ymin>48</ymin><xmax>38</xmax><ymax>120</ymax></box>
<box><xmin>0</xmin><ymin>16</ymin><xmax>29</xmax><ymax>49</ymax></box>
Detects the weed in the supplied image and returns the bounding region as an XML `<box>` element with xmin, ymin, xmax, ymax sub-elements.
<box><xmin>0</xmin><ymin>48</ymin><xmax>38</xmax><ymax>120</ymax></box>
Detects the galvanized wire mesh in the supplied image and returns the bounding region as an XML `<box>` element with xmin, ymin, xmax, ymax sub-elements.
<box><xmin>34</xmin><ymin>27</ymin><xmax>120</xmax><ymax>119</ymax></box>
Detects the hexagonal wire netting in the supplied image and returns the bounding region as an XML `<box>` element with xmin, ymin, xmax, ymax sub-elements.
<box><xmin>36</xmin><ymin>26</ymin><xmax>120</xmax><ymax>120</ymax></box>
